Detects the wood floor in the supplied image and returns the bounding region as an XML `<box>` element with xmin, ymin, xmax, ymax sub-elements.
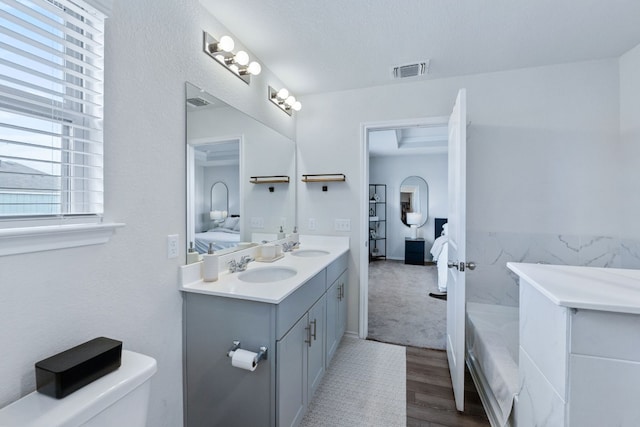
<box><xmin>406</xmin><ymin>346</ymin><xmax>490</xmax><ymax>427</ymax></box>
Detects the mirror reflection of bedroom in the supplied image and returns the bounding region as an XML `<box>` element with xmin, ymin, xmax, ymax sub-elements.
<box><xmin>192</xmin><ymin>141</ymin><xmax>242</xmax><ymax>254</ymax></box>
<box><xmin>367</xmin><ymin>122</ymin><xmax>449</xmax><ymax>350</ymax></box>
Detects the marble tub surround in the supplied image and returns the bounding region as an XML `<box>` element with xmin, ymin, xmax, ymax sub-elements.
<box><xmin>466</xmin><ymin>230</ymin><xmax>640</xmax><ymax>307</ymax></box>
<box><xmin>180</xmin><ymin>235</ymin><xmax>349</xmax><ymax>303</ymax></box>
<box><xmin>510</xmin><ymin>262</ymin><xmax>640</xmax><ymax>427</ymax></box>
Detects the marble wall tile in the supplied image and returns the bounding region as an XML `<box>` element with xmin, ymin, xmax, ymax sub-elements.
<box><xmin>620</xmin><ymin>239</ymin><xmax>640</xmax><ymax>269</ymax></box>
<box><xmin>467</xmin><ymin>231</ymin><xmax>640</xmax><ymax>306</ymax></box>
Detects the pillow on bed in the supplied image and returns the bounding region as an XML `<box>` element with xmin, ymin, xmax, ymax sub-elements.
<box><xmin>221</xmin><ymin>216</ymin><xmax>239</xmax><ymax>230</ymax></box>
<box><xmin>233</xmin><ymin>220</ymin><xmax>241</xmax><ymax>232</ymax></box>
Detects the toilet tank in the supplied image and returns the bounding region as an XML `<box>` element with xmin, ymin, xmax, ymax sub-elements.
<box><xmin>0</xmin><ymin>350</ymin><xmax>157</xmax><ymax>427</ymax></box>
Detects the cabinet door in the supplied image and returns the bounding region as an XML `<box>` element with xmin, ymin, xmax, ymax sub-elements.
<box><xmin>337</xmin><ymin>271</ymin><xmax>348</xmax><ymax>339</ymax></box>
<box><xmin>308</xmin><ymin>295</ymin><xmax>326</xmax><ymax>399</ymax></box>
<box><xmin>325</xmin><ymin>279</ymin><xmax>340</xmax><ymax>365</ymax></box>
<box><xmin>277</xmin><ymin>314</ymin><xmax>308</xmax><ymax>427</ymax></box>
<box><xmin>326</xmin><ymin>269</ymin><xmax>348</xmax><ymax>366</ymax></box>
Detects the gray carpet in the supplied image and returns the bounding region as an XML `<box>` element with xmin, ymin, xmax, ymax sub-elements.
<box><xmin>368</xmin><ymin>260</ymin><xmax>446</xmax><ymax>350</ymax></box>
<box><xmin>300</xmin><ymin>335</ymin><xmax>406</xmax><ymax>427</ymax></box>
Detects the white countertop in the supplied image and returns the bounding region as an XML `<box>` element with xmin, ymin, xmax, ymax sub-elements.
<box><xmin>180</xmin><ymin>235</ymin><xmax>349</xmax><ymax>304</ymax></box>
<box><xmin>507</xmin><ymin>262</ymin><xmax>640</xmax><ymax>314</ymax></box>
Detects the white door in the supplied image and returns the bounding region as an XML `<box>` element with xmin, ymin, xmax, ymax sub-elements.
<box><xmin>446</xmin><ymin>88</ymin><xmax>467</xmax><ymax>411</ymax></box>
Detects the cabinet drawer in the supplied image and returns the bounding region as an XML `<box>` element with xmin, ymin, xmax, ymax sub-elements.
<box><xmin>277</xmin><ymin>270</ymin><xmax>326</xmax><ymax>340</ymax></box>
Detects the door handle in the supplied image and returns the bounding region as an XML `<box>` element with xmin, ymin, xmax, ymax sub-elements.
<box><xmin>305</xmin><ymin>324</ymin><xmax>312</xmax><ymax>346</ymax></box>
<box><xmin>448</xmin><ymin>261</ymin><xmax>477</xmax><ymax>272</ymax></box>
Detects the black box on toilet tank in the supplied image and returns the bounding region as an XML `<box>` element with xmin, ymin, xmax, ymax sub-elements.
<box><xmin>35</xmin><ymin>337</ymin><xmax>122</xmax><ymax>399</ymax></box>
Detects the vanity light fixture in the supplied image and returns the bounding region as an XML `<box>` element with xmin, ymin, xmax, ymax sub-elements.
<box><xmin>268</xmin><ymin>86</ymin><xmax>302</xmax><ymax>116</ymax></box>
<box><xmin>203</xmin><ymin>31</ymin><xmax>261</xmax><ymax>84</ymax></box>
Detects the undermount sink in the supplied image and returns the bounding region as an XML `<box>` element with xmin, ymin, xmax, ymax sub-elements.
<box><xmin>238</xmin><ymin>267</ymin><xmax>298</xmax><ymax>283</ymax></box>
<box><xmin>290</xmin><ymin>249</ymin><xmax>330</xmax><ymax>258</ymax></box>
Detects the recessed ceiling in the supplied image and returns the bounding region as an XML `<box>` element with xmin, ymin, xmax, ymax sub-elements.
<box><xmin>369</xmin><ymin>125</ymin><xmax>448</xmax><ymax>157</ymax></box>
<box><xmin>200</xmin><ymin>0</ymin><xmax>640</xmax><ymax>95</ymax></box>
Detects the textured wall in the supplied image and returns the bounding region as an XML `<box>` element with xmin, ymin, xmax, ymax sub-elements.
<box><xmin>296</xmin><ymin>58</ymin><xmax>621</xmax><ymax>334</ymax></box>
<box><xmin>0</xmin><ymin>1</ymin><xmax>294</xmax><ymax>426</ymax></box>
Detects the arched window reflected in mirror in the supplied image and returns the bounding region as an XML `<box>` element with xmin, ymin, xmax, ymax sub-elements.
<box><xmin>400</xmin><ymin>176</ymin><xmax>428</xmax><ymax>227</ymax></box>
<box><xmin>210</xmin><ymin>181</ymin><xmax>229</xmax><ymax>219</ymax></box>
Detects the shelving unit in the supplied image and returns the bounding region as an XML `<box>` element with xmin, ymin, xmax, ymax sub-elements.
<box><xmin>369</xmin><ymin>184</ymin><xmax>386</xmax><ymax>261</ymax></box>
<box><xmin>250</xmin><ymin>175</ymin><xmax>290</xmax><ymax>184</ymax></box>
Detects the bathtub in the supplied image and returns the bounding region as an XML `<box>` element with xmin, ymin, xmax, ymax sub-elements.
<box><xmin>466</xmin><ymin>302</ymin><xmax>519</xmax><ymax>427</ymax></box>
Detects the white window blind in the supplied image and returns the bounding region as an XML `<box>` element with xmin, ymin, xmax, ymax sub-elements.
<box><xmin>0</xmin><ymin>0</ymin><xmax>106</xmax><ymax>219</ymax></box>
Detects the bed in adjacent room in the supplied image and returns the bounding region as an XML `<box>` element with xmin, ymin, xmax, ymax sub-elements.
<box><xmin>194</xmin><ymin>216</ymin><xmax>240</xmax><ymax>253</ymax></box>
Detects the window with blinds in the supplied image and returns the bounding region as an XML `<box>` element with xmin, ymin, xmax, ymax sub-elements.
<box><xmin>0</xmin><ymin>0</ymin><xmax>105</xmax><ymax>219</ymax></box>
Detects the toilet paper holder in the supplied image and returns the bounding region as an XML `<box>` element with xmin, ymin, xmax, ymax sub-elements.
<box><xmin>226</xmin><ymin>340</ymin><xmax>268</xmax><ymax>364</ymax></box>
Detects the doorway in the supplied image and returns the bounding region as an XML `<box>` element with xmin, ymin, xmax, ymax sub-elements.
<box><xmin>359</xmin><ymin>117</ymin><xmax>449</xmax><ymax>348</ymax></box>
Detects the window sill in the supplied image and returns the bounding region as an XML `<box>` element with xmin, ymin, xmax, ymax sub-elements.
<box><xmin>0</xmin><ymin>223</ymin><xmax>125</xmax><ymax>257</ymax></box>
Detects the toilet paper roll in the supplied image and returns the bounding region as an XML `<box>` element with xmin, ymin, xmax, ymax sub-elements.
<box><xmin>230</xmin><ymin>349</ymin><xmax>258</xmax><ymax>371</ymax></box>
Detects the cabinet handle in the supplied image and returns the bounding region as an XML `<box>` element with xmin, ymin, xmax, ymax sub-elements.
<box><xmin>339</xmin><ymin>283</ymin><xmax>345</xmax><ymax>300</ymax></box>
<box><xmin>305</xmin><ymin>324</ymin><xmax>311</xmax><ymax>346</ymax></box>
<box><xmin>311</xmin><ymin>319</ymin><xmax>317</xmax><ymax>341</ymax></box>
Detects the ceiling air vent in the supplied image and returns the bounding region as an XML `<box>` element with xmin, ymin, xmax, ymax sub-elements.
<box><xmin>186</xmin><ymin>97</ymin><xmax>210</xmax><ymax>108</ymax></box>
<box><xmin>393</xmin><ymin>61</ymin><xmax>430</xmax><ymax>79</ymax></box>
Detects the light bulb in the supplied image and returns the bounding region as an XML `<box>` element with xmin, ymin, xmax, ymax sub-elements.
<box><xmin>214</xmin><ymin>54</ymin><xmax>225</xmax><ymax>62</ymax></box>
<box><xmin>292</xmin><ymin>101</ymin><xmax>302</xmax><ymax>111</ymax></box>
<box><xmin>218</xmin><ymin>35</ymin><xmax>234</xmax><ymax>52</ymax></box>
<box><xmin>229</xmin><ymin>64</ymin><xmax>239</xmax><ymax>74</ymax></box>
<box><xmin>277</xmin><ymin>88</ymin><xmax>289</xmax><ymax>100</ymax></box>
<box><xmin>234</xmin><ymin>50</ymin><xmax>249</xmax><ymax>66</ymax></box>
<box><xmin>247</xmin><ymin>61</ymin><xmax>261</xmax><ymax>75</ymax></box>
<box><xmin>285</xmin><ymin>95</ymin><xmax>296</xmax><ymax>107</ymax></box>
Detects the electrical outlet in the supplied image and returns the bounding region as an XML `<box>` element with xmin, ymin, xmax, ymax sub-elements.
<box><xmin>280</xmin><ymin>217</ymin><xmax>287</xmax><ymax>227</ymax></box>
<box><xmin>250</xmin><ymin>217</ymin><xmax>264</xmax><ymax>229</ymax></box>
<box><xmin>334</xmin><ymin>219</ymin><xmax>351</xmax><ymax>232</ymax></box>
<box><xmin>308</xmin><ymin>218</ymin><xmax>317</xmax><ymax>231</ymax></box>
<box><xmin>167</xmin><ymin>234</ymin><xmax>179</xmax><ymax>259</ymax></box>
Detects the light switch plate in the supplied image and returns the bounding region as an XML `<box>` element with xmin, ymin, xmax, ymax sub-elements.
<box><xmin>334</xmin><ymin>219</ymin><xmax>351</xmax><ymax>232</ymax></box>
<box><xmin>167</xmin><ymin>234</ymin><xmax>179</xmax><ymax>259</ymax></box>
<box><xmin>250</xmin><ymin>217</ymin><xmax>264</xmax><ymax>229</ymax></box>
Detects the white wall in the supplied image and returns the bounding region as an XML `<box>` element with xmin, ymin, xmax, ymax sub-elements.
<box><xmin>297</xmin><ymin>58</ymin><xmax>620</xmax><ymax>333</ymax></box>
<box><xmin>0</xmin><ymin>1</ymin><xmax>295</xmax><ymax>426</ymax></box>
<box><xmin>620</xmin><ymin>42</ymin><xmax>640</xmax><ymax>239</ymax></box>
<box><xmin>369</xmin><ymin>154</ymin><xmax>448</xmax><ymax>259</ymax></box>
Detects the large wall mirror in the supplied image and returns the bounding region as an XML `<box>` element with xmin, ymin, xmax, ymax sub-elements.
<box><xmin>186</xmin><ymin>82</ymin><xmax>296</xmax><ymax>258</ymax></box>
<box><xmin>400</xmin><ymin>175</ymin><xmax>429</xmax><ymax>227</ymax></box>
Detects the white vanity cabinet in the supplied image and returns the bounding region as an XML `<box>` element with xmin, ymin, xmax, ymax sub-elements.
<box><xmin>509</xmin><ymin>263</ymin><xmax>640</xmax><ymax>427</ymax></box>
<box><xmin>183</xmin><ymin>250</ymin><xmax>349</xmax><ymax>427</ymax></box>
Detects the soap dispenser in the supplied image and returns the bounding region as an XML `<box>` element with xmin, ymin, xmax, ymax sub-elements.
<box><xmin>291</xmin><ymin>226</ymin><xmax>299</xmax><ymax>243</ymax></box>
<box><xmin>187</xmin><ymin>242</ymin><xmax>200</xmax><ymax>264</ymax></box>
<box><xmin>203</xmin><ymin>243</ymin><xmax>219</xmax><ymax>282</ymax></box>
<box><xmin>277</xmin><ymin>226</ymin><xmax>285</xmax><ymax>240</ymax></box>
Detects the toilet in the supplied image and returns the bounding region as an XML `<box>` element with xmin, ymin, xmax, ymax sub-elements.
<box><xmin>0</xmin><ymin>350</ymin><xmax>157</xmax><ymax>427</ymax></box>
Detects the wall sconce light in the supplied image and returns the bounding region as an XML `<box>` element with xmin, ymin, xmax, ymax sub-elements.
<box><xmin>203</xmin><ymin>31</ymin><xmax>261</xmax><ymax>84</ymax></box>
<box><xmin>268</xmin><ymin>86</ymin><xmax>302</xmax><ymax>116</ymax></box>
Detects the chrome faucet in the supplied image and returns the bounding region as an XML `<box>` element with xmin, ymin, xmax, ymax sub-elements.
<box><xmin>228</xmin><ymin>255</ymin><xmax>254</xmax><ymax>273</ymax></box>
<box><xmin>282</xmin><ymin>241</ymin><xmax>300</xmax><ymax>252</ymax></box>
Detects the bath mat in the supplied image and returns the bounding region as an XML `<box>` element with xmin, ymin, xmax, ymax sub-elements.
<box><xmin>300</xmin><ymin>335</ymin><xmax>406</xmax><ymax>427</ymax></box>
